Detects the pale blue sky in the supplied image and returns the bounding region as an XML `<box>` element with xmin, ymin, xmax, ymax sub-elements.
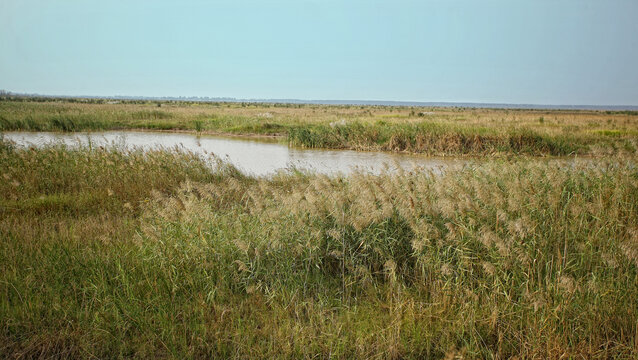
<box><xmin>1</xmin><ymin>0</ymin><xmax>637</xmax><ymax>105</ymax></box>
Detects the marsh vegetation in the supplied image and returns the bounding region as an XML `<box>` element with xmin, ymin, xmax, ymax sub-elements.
<box><xmin>1</xmin><ymin>98</ymin><xmax>637</xmax><ymax>156</ymax></box>
<box><xmin>1</xmin><ymin>135</ymin><xmax>637</xmax><ymax>358</ymax></box>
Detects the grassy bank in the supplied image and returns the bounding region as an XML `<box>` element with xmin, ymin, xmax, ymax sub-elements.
<box><xmin>2</xmin><ymin>98</ymin><xmax>637</xmax><ymax>156</ymax></box>
<box><xmin>287</xmin><ymin>121</ymin><xmax>584</xmax><ymax>155</ymax></box>
<box><xmin>1</xmin><ymin>140</ymin><xmax>637</xmax><ymax>358</ymax></box>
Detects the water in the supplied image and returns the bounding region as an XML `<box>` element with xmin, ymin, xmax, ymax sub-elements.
<box><xmin>3</xmin><ymin>131</ymin><xmax>466</xmax><ymax>176</ymax></box>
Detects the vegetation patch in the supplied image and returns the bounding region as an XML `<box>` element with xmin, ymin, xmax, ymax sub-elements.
<box><xmin>1</xmin><ymin>140</ymin><xmax>637</xmax><ymax>358</ymax></box>
<box><xmin>289</xmin><ymin>122</ymin><xmax>582</xmax><ymax>155</ymax></box>
<box><xmin>2</xmin><ymin>98</ymin><xmax>637</xmax><ymax>156</ymax></box>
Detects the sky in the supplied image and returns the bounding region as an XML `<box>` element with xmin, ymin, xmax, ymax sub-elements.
<box><xmin>1</xmin><ymin>0</ymin><xmax>637</xmax><ymax>105</ymax></box>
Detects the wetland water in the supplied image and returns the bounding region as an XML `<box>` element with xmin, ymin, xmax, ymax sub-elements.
<box><xmin>3</xmin><ymin>131</ymin><xmax>466</xmax><ymax>176</ymax></box>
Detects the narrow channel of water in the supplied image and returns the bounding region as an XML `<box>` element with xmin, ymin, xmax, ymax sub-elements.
<box><xmin>3</xmin><ymin>131</ymin><xmax>466</xmax><ymax>176</ymax></box>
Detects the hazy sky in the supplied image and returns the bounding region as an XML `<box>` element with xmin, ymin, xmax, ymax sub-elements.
<box><xmin>1</xmin><ymin>0</ymin><xmax>637</xmax><ymax>105</ymax></box>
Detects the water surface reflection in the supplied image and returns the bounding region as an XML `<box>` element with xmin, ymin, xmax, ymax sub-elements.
<box><xmin>3</xmin><ymin>131</ymin><xmax>466</xmax><ymax>176</ymax></box>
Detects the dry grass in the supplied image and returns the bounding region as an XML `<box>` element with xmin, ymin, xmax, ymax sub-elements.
<box><xmin>1</xmin><ymin>137</ymin><xmax>637</xmax><ymax>358</ymax></box>
<box><xmin>1</xmin><ymin>98</ymin><xmax>637</xmax><ymax>155</ymax></box>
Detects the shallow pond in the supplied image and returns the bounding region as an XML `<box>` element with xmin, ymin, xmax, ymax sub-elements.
<box><xmin>3</xmin><ymin>131</ymin><xmax>467</xmax><ymax>176</ymax></box>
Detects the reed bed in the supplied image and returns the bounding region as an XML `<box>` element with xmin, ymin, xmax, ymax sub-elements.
<box><xmin>287</xmin><ymin>122</ymin><xmax>586</xmax><ymax>155</ymax></box>
<box><xmin>2</xmin><ymin>98</ymin><xmax>637</xmax><ymax>156</ymax></box>
<box><xmin>0</xmin><ymin>139</ymin><xmax>637</xmax><ymax>358</ymax></box>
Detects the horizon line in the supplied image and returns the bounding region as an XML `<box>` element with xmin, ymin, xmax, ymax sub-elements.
<box><xmin>2</xmin><ymin>90</ymin><xmax>637</xmax><ymax>111</ymax></box>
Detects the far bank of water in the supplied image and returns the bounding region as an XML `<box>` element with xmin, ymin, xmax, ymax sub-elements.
<box><xmin>3</xmin><ymin>131</ymin><xmax>467</xmax><ymax>176</ymax></box>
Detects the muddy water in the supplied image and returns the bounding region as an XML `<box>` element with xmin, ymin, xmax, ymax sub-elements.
<box><xmin>3</xmin><ymin>131</ymin><xmax>466</xmax><ymax>176</ymax></box>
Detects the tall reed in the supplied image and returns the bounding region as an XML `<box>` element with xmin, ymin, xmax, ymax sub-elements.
<box><xmin>1</xmin><ymin>139</ymin><xmax>637</xmax><ymax>358</ymax></box>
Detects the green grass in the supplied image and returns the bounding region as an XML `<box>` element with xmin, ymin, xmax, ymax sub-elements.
<box><xmin>288</xmin><ymin>121</ymin><xmax>583</xmax><ymax>155</ymax></box>
<box><xmin>2</xmin><ymin>98</ymin><xmax>637</xmax><ymax>156</ymax></box>
<box><xmin>0</xmin><ymin>100</ymin><xmax>292</xmax><ymax>136</ymax></box>
<box><xmin>1</xmin><ymin>139</ymin><xmax>637</xmax><ymax>358</ymax></box>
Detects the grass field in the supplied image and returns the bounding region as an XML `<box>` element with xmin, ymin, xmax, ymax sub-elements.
<box><xmin>1</xmin><ymin>97</ymin><xmax>637</xmax><ymax>156</ymax></box>
<box><xmin>1</xmin><ymin>136</ymin><xmax>637</xmax><ymax>358</ymax></box>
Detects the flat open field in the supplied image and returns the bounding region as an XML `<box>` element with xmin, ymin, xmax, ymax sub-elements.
<box><xmin>1</xmin><ymin>97</ymin><xmax>637</xmax><ymax>156</ymax></box>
